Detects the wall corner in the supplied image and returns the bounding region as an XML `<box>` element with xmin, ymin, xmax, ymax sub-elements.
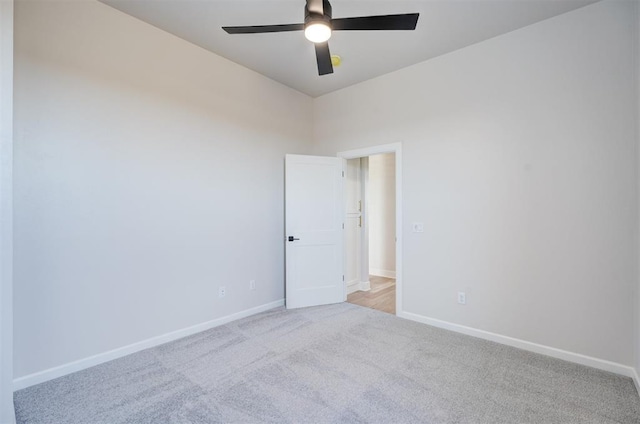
<box><xmin>0</xmin><ymin>0</ymin><xmax>15</xmax><ymax>421</ymax></box>
<box><xmin>634</xmin><ymin>0</ymin><xmax>640</xmax><ymax>393</ymax></box>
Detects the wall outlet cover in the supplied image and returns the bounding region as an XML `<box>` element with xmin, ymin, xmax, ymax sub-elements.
<box><xmin>412</xmin><ymin>222</ymin><xmax>424</xmax><ymax>233</ymax></box>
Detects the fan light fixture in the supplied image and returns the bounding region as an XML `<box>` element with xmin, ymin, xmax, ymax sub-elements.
<box><xmin>304</xmin><ymin>21</ymin><xmax>331</xmax><ymax>43</ymax></box>
<box><xmin>222</xmin><ymin>0</ymin><xmax>420</xmax><ymax>76</ymax></box>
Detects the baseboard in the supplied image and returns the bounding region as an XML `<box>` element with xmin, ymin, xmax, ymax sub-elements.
<box><xmin>370</xmin><ymin>268</ymin><xmax>396</xmax><ymax>279</ymax></box>
<box><xmin>347</xmin><ymin>280</ymin><xmax>371</xmax><ymax>295</ymax></box>
<box><xmin>13</xmin><ymin>299</ymin><xmax>284</xmax><ymax>391</ymax></box>
<box><xmin>346</xmin><ymin>280</ymin><xmax>360</xmax><ymax>295</ymax></box>
<box><xmin>632</xmin><ymin>368</ymin><xmax>640</xmax><ymax>396</ymax></box>
<box><xmin>398</xmin><ymin>310</ymin><xmax>637</xmax><ymax>379</ymax></box>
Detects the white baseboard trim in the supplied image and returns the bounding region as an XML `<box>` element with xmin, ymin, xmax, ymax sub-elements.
<box><xmin>398</xmin><ymin>310</ymin><xmax>637</xmax><ymax>379</ymax></box>
<box><xmin>370</xmin><ymin>269</ymin><xmax>396</xmax><ymax>279</ymax></box>
<box><xmin>346</xmin><ymin>280</ymin><xmax>360</xmax><ymax>295</ymax></box>
<box><xmin>632</xmin><ymin>368</ymin><xmax>640</xmax><ymax>396</ymax></box>
<box><xmin>13</xmin><ymin>299</ymin><xmax>284</xmax><ymax>391</ymax></box>
<box><xmin>347</xmin><ymin>280</ymin><xmax>371</xmax><ymax>295</ymax></box>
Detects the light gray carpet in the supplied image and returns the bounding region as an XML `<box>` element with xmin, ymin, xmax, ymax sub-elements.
<box><xmin>14</xmin><ymin>303</ymin><xmax>640</xmax><ymax>423</ymax></box>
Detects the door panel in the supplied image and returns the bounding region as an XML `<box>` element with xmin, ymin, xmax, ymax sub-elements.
<box><xmin>285</xmin><ymin>154</ymin><xmax>343</xmax><ymax>309</ymax></box>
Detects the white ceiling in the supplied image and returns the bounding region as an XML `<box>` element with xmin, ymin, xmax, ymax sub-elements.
<box><xmin>100</xmin><ymin>0</ymin><xmax>599</xmax><ymax>97</ymax></box>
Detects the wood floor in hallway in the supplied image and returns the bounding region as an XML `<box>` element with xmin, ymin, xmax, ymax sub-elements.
<box><xmin>347</xmin><ymin>275</ymin><xmax>396</xmax><ymax>315</ymax></box>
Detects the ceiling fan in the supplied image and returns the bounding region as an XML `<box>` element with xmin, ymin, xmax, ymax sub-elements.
<box><xmin>222</xmin><ymin>0</ymin><xmax>419</xmax><ymax>76</ymax></box>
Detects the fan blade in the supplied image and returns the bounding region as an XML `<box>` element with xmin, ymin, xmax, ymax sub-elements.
<box><xmin>223</xmin><ymin>23</ymin><xmax>304</xmax><ymax>34</ymax></box>
<box><xmin>315</xmin><ymin>42</ymin><xmax>333</xmax><ymax>76</ymax></box>
<box><xmin>307</xmin><ymin>0</ymin><xmax>324</xmax><ymax>16</ymax></box>
<box><xmin>332</xmin><ymin>13</ymin><xmax>419</xmax><ymax>31</ymax></box>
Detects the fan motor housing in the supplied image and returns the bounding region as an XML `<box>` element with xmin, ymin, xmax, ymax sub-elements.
<box><xmin>305</xmin><ymin>0</ymin><xmax>332</xmax><ymax>24</ymax></box>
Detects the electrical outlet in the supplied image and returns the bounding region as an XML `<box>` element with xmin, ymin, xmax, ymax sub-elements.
<box><xmin>412</xmin><ymin>222</ymin><xmax>424</xmax><ymax>233</ymax></box>
<box><xmin>219</xmin><ymin>286</ymin><xmax>226</xmax><ymax>298</ymax></box>
<box><xmin>458</xmin><ymin>292</ymin><xmax>466</xmax><ymax>305</ymax></box>
<box><xmin>249</xmin><ymin>280</ymin><xmax>256</xmax><ymax>291</ymax></box>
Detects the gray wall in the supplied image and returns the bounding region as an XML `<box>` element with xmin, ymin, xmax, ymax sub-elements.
<box><xmin>635</xmin><ymin>0</ymin><xmax>640</xmax><ymax>381</ymax></box>
<box><xmin>0</xmin><ymin>0</ymin><xmax>15</xmax><ymax>421</ymax></box>
<box><xmin>13</xmin><ymin>0</ymin><xmax>312</xmax><ymax>379</ymax></box>
<box><xmin>313</xmin><ymin>0</ymin><xmax>637</xmax><ymax>365</ymax></box>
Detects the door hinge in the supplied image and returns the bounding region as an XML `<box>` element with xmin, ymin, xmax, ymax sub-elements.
<box><xmin>342</xmin><ymin>275</ymin><xmax>345</xmax><ymax>281</ymax></box>
<box><xmin>342</xmin><ymin>171</ymin><xmax>344</xmax><ymax>177</ymax></box>
<box><xmin>342</xmin><ymin>223</ymin><xmax>344</xmax><ymax>229</ymax></box>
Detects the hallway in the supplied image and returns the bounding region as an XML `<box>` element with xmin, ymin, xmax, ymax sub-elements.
<box><xmin>347</xmin><ymin>276</ymin><xmax>396</xmax><ymax>315</ymax></box>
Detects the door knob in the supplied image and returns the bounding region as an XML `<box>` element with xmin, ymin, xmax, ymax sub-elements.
<box><xmin>288</xmin><ymin>236</ymin><xmax>300</xmax><ymax>242</ymax></box>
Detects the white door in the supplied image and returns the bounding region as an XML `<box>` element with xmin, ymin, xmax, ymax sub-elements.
<box><xmin>285</xmin><ymin>154</ymin><xmax>344</xmax><ymax>309</ymax></box>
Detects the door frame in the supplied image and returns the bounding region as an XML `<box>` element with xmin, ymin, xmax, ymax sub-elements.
<box><xmin>337</xmin><ymin>142</ymin><xmax>403</xmax><ymax>315</ymax></box>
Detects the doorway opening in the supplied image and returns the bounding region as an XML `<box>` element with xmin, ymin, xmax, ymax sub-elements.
<box><xmin>338</xmin><ymin>143</ymin><xmax>402</xmax><ymax>316</ymax></box>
